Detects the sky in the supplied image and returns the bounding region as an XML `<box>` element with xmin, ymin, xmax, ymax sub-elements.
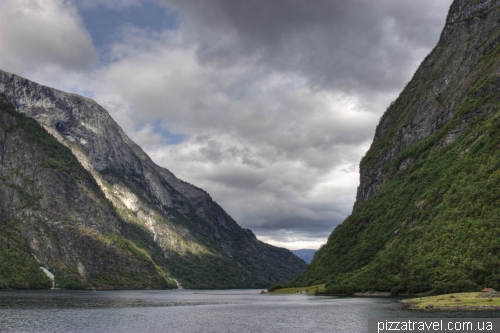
<box><xmin>0</xmin><ymin>0</ymin><xmax>453</xmax><ymax>250</ymax></box>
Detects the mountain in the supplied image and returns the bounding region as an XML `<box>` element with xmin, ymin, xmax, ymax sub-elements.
<box><xmin>291</xmin><ymin>0</ymin><xmax>500</xmax><ymax>295</ymax></box>
<box><xmin>0</xmin><ymin>95</ymin><xmax>174</xmax><ymax>289</ymax></box>
<box><xmin>291</xmin><ymin>249</ymin><xmax>317</xmax><ymax>264</ymax></box>
<box><xmin>0</xmin><ymin>70</ymin><xmax>306</xmax><ymax>289</ymax></box>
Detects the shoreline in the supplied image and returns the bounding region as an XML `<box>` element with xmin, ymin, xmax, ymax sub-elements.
<box><xmin>352</xmin><ymin>291</ymin><xmax>391</xmax><ymax>297</ymax></box>
<box><xmin>401</xmin><ymin>292</ymin><xmax>500</xmax><ymax>311</ymax></box>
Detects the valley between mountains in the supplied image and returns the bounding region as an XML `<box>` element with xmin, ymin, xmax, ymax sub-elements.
<box><xmin>3</xmin><ymin>0</ymin><xmax>500</xmax><ymax>297</ymax></box>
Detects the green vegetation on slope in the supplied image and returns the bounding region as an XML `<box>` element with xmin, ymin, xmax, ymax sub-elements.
<box><xmin>291</xmin><ymin>11</ymin><xmax>500</xmax><ymax>295</ymax></box>
<box><xmin>0</xmin><ymin>96</ymin><xmax>173</xmax><ymax>289</ymax></box>
<box><xmin>293</xmin><ymin>84</ymin><xmax>500</xmax><ymax>294</ymax></box>
<box><xmin>0</xmin><ymin>214</ymin><xmax>52</xmax><ymax>289</ymax></box>
<box><xmin>1</xmin><ymin>95</ymin><xmax>303</xmax><ymax>289</ymax></box>
<box><xmin>101</xmin><ymin>165</ymin><xmax>305</xmax><ymax>289</ymax></box>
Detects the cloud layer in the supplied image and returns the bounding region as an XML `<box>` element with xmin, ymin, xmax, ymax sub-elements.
<box><xmin>162</xmin><ymin>0</ymin><xmax>451</xmax><ymax>96</ymax></box>
<box><xmin>0</xmin><ymin>0</ymin><xmax>97</xmax><ymax>74</ymax></box>
<box><xmin>0</xmin><ymin>0</ymin><xmax>453</xmax><ymax>249</ymax></box>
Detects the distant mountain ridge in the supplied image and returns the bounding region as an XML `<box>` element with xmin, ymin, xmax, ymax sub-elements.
<box><xmin>291</xmin><ymin>249</ymin><xmax>317</xmax><ymax>264</ymax></box>
<box><xmin>291</xmin><ymin>0</ymin><xmax>500</xmax><ymax>294</ymax></box>
<box><xmin>0</xmin><ymin>70</ymin><xmax>306</xmax><ymax>289</ymax></box>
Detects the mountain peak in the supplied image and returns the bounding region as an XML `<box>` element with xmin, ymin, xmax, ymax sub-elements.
<box><xmin>0</xmin><ymin>69</ymin><xmax>306</xmax><ymax>289</ymax></box>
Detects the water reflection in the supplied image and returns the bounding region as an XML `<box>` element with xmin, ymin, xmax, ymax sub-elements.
<box><xmin>1</xmin><ymin>290</ymin><xmax>500</xmax><ymax>333</ymax></box>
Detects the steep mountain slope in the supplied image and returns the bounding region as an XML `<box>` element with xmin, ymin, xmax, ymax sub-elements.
<box><xmin>0</xmin><ymin>95</ymin><xmax>175</xmax><ymax>289</ymax></box>
<box><xmin>0</xmin><ymin>71</ymin><xmax>306</xmax><ymax>289</ymax></box>
<box><xmin>292</xmin><ymin>0</ymin><xmax>500</xmax><ymax>294</ymax></box>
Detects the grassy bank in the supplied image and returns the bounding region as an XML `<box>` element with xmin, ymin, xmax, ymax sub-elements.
<box><xmin>404</xmin><ymin>292</ymin><xmax>500</xmax><ymax>310</ymax></box>
<box><xmin>270</xmin><ymin>284</ymin><xmax>325</xmax><ymax>295</ymax></box>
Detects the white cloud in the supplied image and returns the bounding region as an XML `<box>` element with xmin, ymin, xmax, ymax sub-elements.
<box><xmin>258</xmin><ymin>234</ymin><xmax>326</xmax><ymax>251</ymax></box>
<box><xmin>0</xmin><ymin>0</ymin><xmax>97</xmax><ymax>77</ymax></box>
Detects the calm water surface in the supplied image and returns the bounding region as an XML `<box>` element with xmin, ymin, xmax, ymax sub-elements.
<box><xmin>1</xmin><ymin>289</ymin><xmax>500</xmax><ymax>333</ymax></box>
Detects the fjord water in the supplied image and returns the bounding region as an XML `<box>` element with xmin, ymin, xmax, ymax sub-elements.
<box><xmin>1</xmin><ymin>290</ymin><xmax>499</xmax><ymax>333</ymax></box>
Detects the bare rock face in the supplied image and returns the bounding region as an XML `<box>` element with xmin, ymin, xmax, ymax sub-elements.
<box><xmin>356</xmin><ymin>0</ymin><xmax>500</xmax><ymax>204</ymax></box>
<box><xmin>0</xmin><ymin>95</ymin><xmax>170</xmax><ymax>289</ymax></box>
<box><xmin>0</xmin><ymin>71</ymin><xmax>306</xmax><ymax>289</ymax></box>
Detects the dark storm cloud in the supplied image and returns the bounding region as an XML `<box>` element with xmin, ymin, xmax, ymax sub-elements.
<box><xmin>0</xmin><ymin>0</ymin><xmax>453</xmax><ymax>249</ymax></box>
<box><xmin>93</xmin><ymin>0</ymin><xmax>453</xmax><ymax>249</ymax></box>
<box><xmin>160</xmin><ymin>0</ymin><xmax>452</xmax><ymax>94</ymax></box>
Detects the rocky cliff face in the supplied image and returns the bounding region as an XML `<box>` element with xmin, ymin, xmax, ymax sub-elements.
<box><xmin>357</xmin><ymin>0</ymin><xmax>500</xmax><ymax>204</ymax></box>
<box><xmin>292</xmin><ymin>0</ymin><xmax>500</xmax><ymax>294</ymax></box>
<box><xmin>0</xmin><ymin>71</ymin><xmax>306</xmax><ymax>289</ymax></box>
<box><xmin>0</xmin><ymin>95</ymin><xmax>172</xmax><ymax>289</ymax></box>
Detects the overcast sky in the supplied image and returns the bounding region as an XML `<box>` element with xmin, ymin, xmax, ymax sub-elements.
<box><xmin>0</xmin><ymin>0</ymin><xmax>453</xmax><ymax>250</ymax></box>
